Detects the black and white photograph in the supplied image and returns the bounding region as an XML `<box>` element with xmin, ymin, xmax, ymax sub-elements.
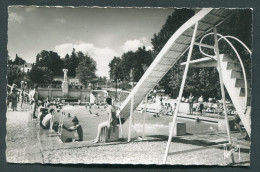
<box><xmin>5</xmin><ymin>6</ymin><xmax>252</xmax><ymax>165</ymax></box>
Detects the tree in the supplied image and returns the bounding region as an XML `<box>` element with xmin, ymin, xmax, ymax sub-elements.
<box><xmin>117</xmin><ymin>46</ymin><xmax>154</xmax><ymax>82</ymax></box>
<box><xmin>28</xmin><ymin>66</ymin><xmax>53</xmax><ymax>84</ymax></box>
<box><xmin>61</xmin><ymin>49</ymin><xmax>84</xmax><ymax>77</ymax></box>
<box><xmin>76</xmin><ymin>54</ymin><xmax>97</xmax><ymax>86</ymax></box>
<box><xmin>69</xmin><ymin>48</ymin><xmax>79</xmax><ymax>77</ymax></box>
<box><xmin>151</xmin><ymin>9</ymin><xmax>195</xmax><ymax>55</ymax></box>
<box><xmin>12</xmin><ymin>54</ymin><xmax>26</xmax><ymax>65</ymax></box>
<box><xmin>8</xmin><ymin>55</ymin><xmax>13</xmax><ymax>65</ymax></box>
<box><xmin>36</xmin><ymin>50</ymin><xmax>64</xmax><ymax>76</ymax></box>
<box><xmin>7</xmin><ymin>64</ymin><xmax>23</xmax><ymax>86</ymax></box>
<box><xmin>109</xmin><ymin>57</ymin><xmax>124</xmax><ymax>82</ymax></box>
<box><xmin>63</xmin><ymin>53</ymin><xmax>71</xmax><ymax>69</ymax></box>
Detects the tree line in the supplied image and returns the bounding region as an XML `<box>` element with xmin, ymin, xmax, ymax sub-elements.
<box><xmin>7</xmin><ymin>48</ymin><xmax>97</xmax><ymax>87</ymax></box>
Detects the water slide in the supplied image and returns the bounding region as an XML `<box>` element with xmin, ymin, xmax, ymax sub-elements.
<box><xmin>119</xmin><ymin>9</ymin><xmax>234</xmax><ymax>123</ymax></box>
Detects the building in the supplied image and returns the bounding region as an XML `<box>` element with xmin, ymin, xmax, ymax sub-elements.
<box><xmin>19</xmin><ymin>63</ymin><xmax>33</xmax><ymax>73</ymax></box>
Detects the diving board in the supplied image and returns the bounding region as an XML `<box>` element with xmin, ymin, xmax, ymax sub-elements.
<box><xmin>119</xmin><ymin>9</ymin><xmax>234</xmax><ymax>122</ymax></box>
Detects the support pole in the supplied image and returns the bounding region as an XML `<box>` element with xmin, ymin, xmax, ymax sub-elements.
<box><xmin>213</xmin><ymin>27</ymin><xmax>235</xmax><ymax>163</ymax></box>
<box><xmin>59</xmin><ymin>112</ymin><xmax>65</xmax><ymax>135</ymax></box>
<box><xmin>128</xmin><ymin>95</ymin><xmax>134</xmax><ymax>142</ymax></box>
<box><xmin>163</xmin><ymin>22</ymin><xmax>199</xmax><ymax>164</ymax></box>
<box><xmin>118</xmin><ymin>112</ymin><xmax>124</xmax><ymax>138</ymax></box>
<box><xmin>142</xmin><ymin>96</ymin><xmax>148</xmax><ymax>139</ymax></box>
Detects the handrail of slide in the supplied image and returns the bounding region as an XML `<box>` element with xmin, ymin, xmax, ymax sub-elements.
<box><xmin>199</xmin><ymin>33</ymin><xmax>251</xmax><ymax>111</ymax></box>
<box><xmin>119</xmin><ymin>8</ymin><xmax>213</xmax><ymax>112</ymax></box>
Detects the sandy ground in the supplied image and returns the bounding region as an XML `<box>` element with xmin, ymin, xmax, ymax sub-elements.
<box><xmin>5</xmin><ymin>105</ymin><xmax>30</xmax><ymax>163</ymax></box>
<box><xmin>41</xmin><ymin>139</ymin><xmax>250</xmax><ymax>165</ymax></box>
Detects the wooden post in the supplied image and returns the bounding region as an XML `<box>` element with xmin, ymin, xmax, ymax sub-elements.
<box><xmin>142</xmin><ymin>96</ymin><xmax>148</xmax><ymax>139</ymax></box>
<box><xmin>214</xmin><ymin>27</ymin><xmax>235</xmax><ymax>163</ymax></box>
<box><xmin>128</xmin><ymin>95</ymin><xmax>134</xmax><ymax>142</ymax></box>
<box><xmin>163</xmin><ymin>22</ymin><xmax>198</xmax><ymax>164</ymax></box>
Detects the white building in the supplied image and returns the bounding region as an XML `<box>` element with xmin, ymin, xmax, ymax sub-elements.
<box><xmin>20</xmin><ymin>63</ymin><xmax>33</xmax><ymax>73</ymax></box>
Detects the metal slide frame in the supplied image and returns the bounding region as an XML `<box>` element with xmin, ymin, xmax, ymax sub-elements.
<box><xmin>163</xmin><ymin>24</ymin><xmax>235</xmax><ymax>164</ymax></box>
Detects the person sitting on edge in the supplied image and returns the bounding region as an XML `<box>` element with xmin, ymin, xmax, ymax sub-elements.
<box><xmin>40</xmin><ymin>108</ymin><xmax>55</xmax><ymax>129</ymax></box>
<box><xmin>166</xmin><ymin>103</ymin><xmax>173</xmax><ymax>116</ymax></box>
<box><xmin>37</xmin><ymin>101</ymin><xmax>45</xmax><ymax>115</ymax></box>
<box><xmin>93</xmin><ymin>97</ymin><xmax>117</xmax><ymax>143</ymax></box>
<box><xmin>38</xmin><ymin>108</ymin><xmax>48</xmax><ymax>121</ymax></box>
<box><xmin>62</xmin><ymin>116</ymin><xmax>83</xmax><ymax>142</ymax></box>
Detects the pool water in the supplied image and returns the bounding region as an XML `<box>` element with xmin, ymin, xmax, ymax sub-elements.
<box><xmin>53</xmin><ymin>105</ymin><xmax>219</xmax><ymax>142</ymax></box>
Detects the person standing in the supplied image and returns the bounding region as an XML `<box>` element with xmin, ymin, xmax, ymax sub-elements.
<box><xmin>31</xmin><ymin>84</ymin><xmax>39</xmax><ymax>120</ymax></box>
<box><xmin>20</xmin><ymin>88</ymin><xmax>25</xmax><ymax>109</ymax></box>
<box><xmin>188</xmin><ymin>93</ymin><xmax>194</xmax><ymax>115</ymax></box>
<box><xmin>10</xmin><ymin>88</ymin><xmax>19</xmax><ymax>111</ymax></box>
<box><xmin>160</xmin><ymin>95</ymin><xmax>163</xmax><ymax>105</ymax></box>
<box><xmin>198</xmin><ymin>95</ymin><xmax>204</xmax><ymax>114</ymax></box>
<box><xmin>6</xmin><ymin>90</ymin><xmax>11</xmax><ymax>109</ymax></box>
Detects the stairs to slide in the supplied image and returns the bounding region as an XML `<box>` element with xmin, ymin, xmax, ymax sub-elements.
<box><xmin>219</xmin><ymin>54</ymin><xmax>251</xmax><ymax>136</ymax></box>
<box><xmin>181</xmin><ymin>54</ymin><xmax>251</xmax><ymax>136</ymax></box>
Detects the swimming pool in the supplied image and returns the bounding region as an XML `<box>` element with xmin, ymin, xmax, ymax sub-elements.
<box><xmin>53</xmin><ymin>105</ymin><xmax>219</xmax><ymax>142</ymax></box>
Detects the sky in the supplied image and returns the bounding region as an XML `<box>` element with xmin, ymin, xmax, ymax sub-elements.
<box><xmin>8</xmin><ymin>6</ymin><xmax>175</xmax><ymax>77</ymax></box>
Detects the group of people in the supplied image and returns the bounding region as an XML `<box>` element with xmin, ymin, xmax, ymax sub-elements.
<box><xmin>6</xmin><ymin>84</ymin><xmax>27</xmax><ymax>111</ymax></box>
<box><xmin>28</xmin><ymin>85</ymin><xmax>118</xmax><ymax>143</ymax></box>
<box><xmin>158</xmin><ymin>102</ymin><xmax>177</xmax><ymax>116</ymax></box>
<box><xmin>187</xmin><ymin>94</ymin><xmax>204</xmax><ymax>115</ymax></box>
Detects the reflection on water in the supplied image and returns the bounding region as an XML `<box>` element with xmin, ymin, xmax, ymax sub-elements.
<box><xmin>55</xmin><ymin>105</ymin><xmax>219</xmax><ymax>142</ymax></box>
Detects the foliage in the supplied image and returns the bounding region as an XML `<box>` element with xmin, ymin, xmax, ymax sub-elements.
<box><xmin>119</xmin><ymin>81</ymin><xmax>132</xmax><ymax>90</ymax></box>
<box><xmin>36</xmin><ymin>50</ymin><xmax>64</xmax><ymax>76</ymax></box>
<box><xmin>12</xmin><ymin>54</ymin><xmax>26</xmax><ymax>65</ymax></box>
<box><xmin>61</xmin><ymin>49</ymin><xmax>90</xmax><ymax>77</ymax></box>
<box><xmin>109</xmin><ymin>57</ymin><xmax>124</xmax><ymax>82</ymax></box>
<box><xmin>76</xmin><ymin>54</ymin><xmax>97</xmax><ymax>86</ymax></box>
<box><xmin>109</xmin><ymin>46</ymin><xmax>154</xmax><ymax>83</ymax></box>
<box><xmin>28</xmin><ymin>66</ymin><xmax>53</xmax><ymax>84</ymax></box>
<box><xmin>151</xmin><ymin>9</ymin><xmax>195</xmax><ymax>55</ymax></box>
<box><xmin>7</xmin><ymin>64</ymin><xmax>24</xmax><ymax>86</ymax></box>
